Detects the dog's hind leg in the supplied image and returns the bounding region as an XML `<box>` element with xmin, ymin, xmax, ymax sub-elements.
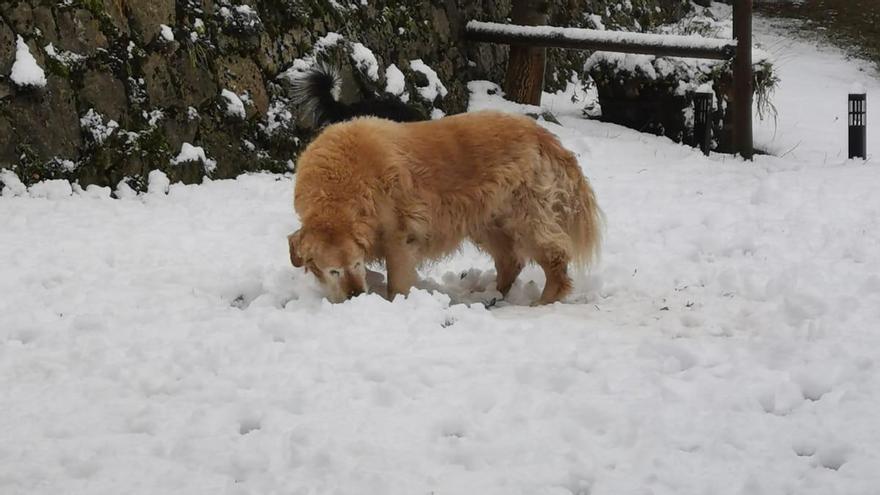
<box><xmin>520</xmin><ymin>215</ymin><xmax>574</xmax><ymax>304</ymax></box>
<box><xmin>476</xmin><ymin>229</ymin><xmax>525</xmax><ymax>297</ymax></box>
<box><xmin>535</xmin><ymin>251</ymin><xmax>573</xmax><ymax>305</ymax></box>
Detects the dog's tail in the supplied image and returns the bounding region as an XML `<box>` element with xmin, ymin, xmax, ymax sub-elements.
<box><xmin>290</xmin><ymin>62</ymin><xmax>349</xmax><ymax>128</ymax></box>
<box><xmin>539</xmin><ymin>130</ymin><xmax>604</xmax><ymax>267</ymax></box>
<box><xmin>570</xmin><ymin>167</ymin><xmax>604</xmax><ymax>267</ymax></box>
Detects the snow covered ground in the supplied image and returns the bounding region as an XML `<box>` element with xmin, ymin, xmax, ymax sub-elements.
<box><xmin>2</xmin><ymin>16</ymin><xmax>880</xmax><ymax>495</ymax></box>
<box><xmin>752</xmin><ymin>16</ymin><xmax>880</xmax><ymax>162</ymax></box>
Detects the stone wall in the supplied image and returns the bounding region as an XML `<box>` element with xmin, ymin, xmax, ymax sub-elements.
<box><xmin>0</xmin><ymin>0</ymin><xmax>693</xmax><ymax>190</ymax></box>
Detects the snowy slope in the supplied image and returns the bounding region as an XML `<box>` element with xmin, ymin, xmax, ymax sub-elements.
<box><xmin>753</xmin><ymin>16</ymin><xmax>880</xmax><ymax>162</ymax></box>
<box><xmin>2</xmin><ymin>16</ymin><xmax>880</xmax><ymax>495</ymax></box>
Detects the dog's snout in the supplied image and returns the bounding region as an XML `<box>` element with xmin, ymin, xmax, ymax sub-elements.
<box><xmin>348</xmin><ymin>287</ymin><xmax>364</xmax><ymax>298</ymax></box>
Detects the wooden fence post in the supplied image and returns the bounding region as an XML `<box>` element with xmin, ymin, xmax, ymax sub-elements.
<box><xmin>503</xmin><ymin>0</ymin><xmax>549</xmax><ymax>105</ymax></box>
<box><xmin>733</xmin><ymin>0</ymin><xmax>754</xmax><ymax>159</ymax></box>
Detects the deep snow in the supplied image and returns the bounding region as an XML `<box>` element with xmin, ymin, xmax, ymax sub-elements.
<box><xmin>2</xmin><ymin>15</ymin><xmax>880</xmax><ymax>495</ymax></box>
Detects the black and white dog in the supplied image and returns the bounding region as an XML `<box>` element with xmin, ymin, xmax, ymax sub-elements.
<box><xmin>291</xmin><ymin>63</ymin><xmax>425</xmax><ymax>128</ymax></box>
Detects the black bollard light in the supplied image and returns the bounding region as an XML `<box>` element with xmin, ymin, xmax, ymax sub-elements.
<box><xmin>693</xmin><ymin>92</ymin><xmax>713</xmax><ymax>156</ymax></box>
<box><xmin>849</xmin><ymin>91</ymin><xmax>867</xmax><ymax>159</ymax></box>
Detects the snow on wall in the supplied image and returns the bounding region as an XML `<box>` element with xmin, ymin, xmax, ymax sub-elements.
<box><xmin>171</xmin><ymin>143</ymin><xmax>218</xmax><ymax>173</ymax></box>
<box><xmin>221</xmin><ymin>90</ymin><xmax>247</xmax><ymax>119</ymax></box>
<box><xmin>409</xmin><ymin>59</ymin><xmax>448</xmax><ymax>102</ymax></box>
<box><xmin>10</xmin><ymin>35</ymin><xmax>47</xmax><ymax>88</ymax></box>
<box><xmin>79</xmin><ymin>109</ymin><xmax>120</xmax><ymax>145</ymax></box>
<box><xmin>350</xmin><ymin>42</ymin><xmax>379</xmax><ymax>81</ymax></box>
<box><xmin>385</xmin><ymin>64</ymin><xmax>409</xmax><ymax>102</ymax></box>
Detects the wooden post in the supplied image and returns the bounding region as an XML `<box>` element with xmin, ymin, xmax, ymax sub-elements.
<box><xmin>503</xmin><ymin>0</ymin><xmax>549</xmax><ymax>105</ymax></box>
<box><xmin>733</xmin><ymin>0</ymin><xmax>754</xmax><ymax>159</ymax></box>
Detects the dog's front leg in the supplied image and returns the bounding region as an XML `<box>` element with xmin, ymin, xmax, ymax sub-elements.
<box><xmin>385</xmin><ymin>234</ymin><xmax>418</xmax><ymax>300</ymax></box>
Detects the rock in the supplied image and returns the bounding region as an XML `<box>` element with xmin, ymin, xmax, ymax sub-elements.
<box><xmin>98</xmin><ymin>0</ymin><xmax>129</xmax><ymax>35</ymax></box>
<box><xmin>193</xmin><ymin>122</ymin><xmax>245</xmax><ymax>180</ymax></box>
<box><xmin>161</xmin><ymin>112</ymin><xmax>200</xmax><ymax>156</ymax></box>
<box><xmin>255</xmin><ymin>31</ymin><xmax>281</xmax><ymax>75</ymax></box>
<box><xmin>32</xmin><ymin>6</ymin><xmax>58</xmax><ymax>44</ymax></box>
<box><xmin>431</xmin><ymin>7</ymin><xmax>451</xmax><ymax>42</ymax></box>
<box><xmin>217</xmin><ymin>55</ymin><xmax>268</xmax><ymax>117</ymax></box>
<box><xmin>79</xmin><ymin>69</ymin><xmax>128</xmax><ymax>123</ymax></box>
<box><xmin>56</xmin><ymin>9</ymin><xmax>108</xmax><ymax>57</ymax></box>
<box><xmin>1</xmin><ymin>3</ymin><xmax>34</xmax><ymax>35</ymax></box>
<box><xmin>0</xmin><ymin>115</ymin><xmax>17</xmax><ymax>166</ymax></box>
<box><xmin>0</xmin><ymin>18</ymin><xmax>14</xmax><ymax>75</ymax></box>
<box><xmin>174</xmin><ymin>51</ymin><xmax>219</xmax><ymax>108</ymax></box>
<box><xmin>127</xmin><ymin>0</ymin><xmax>175</xmax><ymax>44</ymax></box>
<box><xmin>0</xmin><ymin>80</ymin><xmax>11</xmax><ymax>100</ymax></box>
<box><xmin>142</xmin><ymin>53</ymin><xmax>178</xmax><ymax>108</ymax></box>
<box><xmin>4</xmin><ymin>75</ymin><xmax>81</xmax><ymax>166</ymax></box>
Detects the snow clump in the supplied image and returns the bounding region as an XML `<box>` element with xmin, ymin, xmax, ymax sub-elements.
<box><xmin>409</xmin><ymin>59</ymin><xmax>447</xmax><ymax>102</ymax></box>
<box><xmin>221</xmin><ymin>89</ymin><xmax>247</xmax><ymax>119</ymax></box>
<box><xmin>80</xmin><ymin>109</ymin><xmax>119</xmax><ymax>145</ymax></box>
<box><xmin>10</xmin><ymin>36</ymin><xmax>47</xmax><ymax>88</ymax></box>
<box><xmin>350</xmin><ymin>42</ymin><xmax>379</xmax><ymax>81</ymax></box>
<box><xmin>147</xmin><ymin>170</ymin><xmax>170</xmax><ymax>195</ymax></box>
<box><xmin>0</xmin><ymin>169</ymin><xmax>27</xmax><ymax>197</ymax></box>
<box><xmin>384</xmin><ymin>64</ymin><xmax>409</xmax><ymax>102</ymax></box>
<box><xmin>171</xmin><ymin>143</ymin><xmax>218</xmax><ymax>173</ymax></box>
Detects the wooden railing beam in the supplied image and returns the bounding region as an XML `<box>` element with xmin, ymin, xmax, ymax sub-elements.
<box><xmin>466</xmin><ymin>21</ymin><xmax>737</xmax><ymax>60</ymax></box>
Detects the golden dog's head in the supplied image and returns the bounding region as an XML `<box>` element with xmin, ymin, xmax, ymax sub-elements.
<box><xmin>288</xmin><ymin>226</ymin><xmax>368</xmax><ymax>303</ymax></box>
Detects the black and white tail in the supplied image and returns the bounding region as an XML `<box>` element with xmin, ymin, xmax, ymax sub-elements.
<box><xmin>290</xmin><ymin>62</ymin><xmax>425</xmax><ymax>128</ymax></box>
<box><xmin>290</xmin><ymin>62</ymin><xmax>348</xmax><ymax>128</ymax></box>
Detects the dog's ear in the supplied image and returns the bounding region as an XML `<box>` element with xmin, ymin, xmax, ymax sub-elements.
<box><xmin>288</xmin><ymin>230</ymin><xmax>305</xmax><ymax>267</ymax></box>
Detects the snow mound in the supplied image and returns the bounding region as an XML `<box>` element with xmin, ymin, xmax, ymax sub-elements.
<box><xmin>115</xmin><ymin>179</ymin><xmax>138</xmax><ymax>200</ymax></box>
<box><xmin>159</xmin><ymin>24</ymin><xmax>174</xmax><ymax>42</ymax></box>
<box><xmin>350</xmin><ymin>42</ymin><xmax>379</xmax><ymax>81</ymax></box>
<box><xmin>147</xmin><ymin>169</ymin><xmax>170</xmax><ymax>194</ymax></box>
<box><xmin>10</xmin><ymin>35</ymin><xmax>47</xmax><ymax>88</ymax></box>
<box><xmin>221</xmin><ymin>89</ymin><xmax>246</xmax><ymax>119</ymax></box>
<box><xmin>0</xmin><ymin>169</ymin><xmax>27</xmax><ymax>197</ymax></box>
<box><xmin>171</xmin><ymin>143</ymin><xmax>218</xmax><ymax>173</ymax></box>
<box><xmin>314</xmin><ymin>32</ymin><xmax>343</xmax><ymax>52</ymax></box>
<box><xmin>384</xmin><ymin>63</ymin><xmax>408</xmax><ymax>102</ymax></box>
<box><xmin>28</xmin><ymin>179</ymin><xmax>72</xmax><ymax>199</ymax></box>
<box><xmin>409</xmin><ymin>59</ymin><xmax>447</xmax><ymax>102</ymax></box>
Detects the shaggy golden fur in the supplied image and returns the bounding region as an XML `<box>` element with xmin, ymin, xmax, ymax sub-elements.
<box><xmin>288</xmin><ymin>110</ymin><xmax>603</xmax><ymax>304</ymax></box>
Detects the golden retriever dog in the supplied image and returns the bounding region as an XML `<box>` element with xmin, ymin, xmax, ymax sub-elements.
<box><xmin>288</xmin><ymin>110</ymin><xmax>602</xmax><ymax>305</ymax></box>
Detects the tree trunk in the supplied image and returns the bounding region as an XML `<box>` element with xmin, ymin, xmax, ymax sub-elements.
<box><xmin>503</xmin><ymin>0</ymin><xmax>549</xmax><ymax>105</ymax></box>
